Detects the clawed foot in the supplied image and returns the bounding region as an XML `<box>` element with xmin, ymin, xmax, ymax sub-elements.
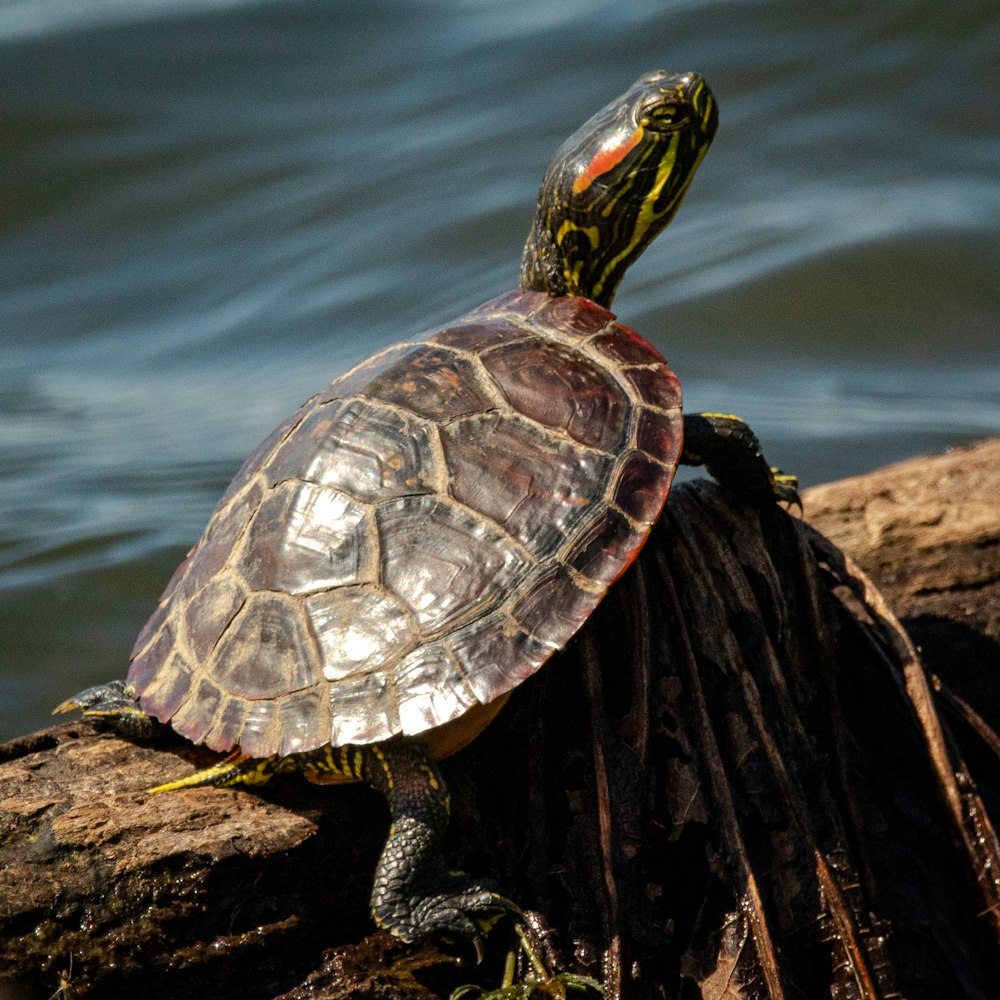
<box><xmin>769</xmin><ymin>467</ymin><xmax>802</xmax><ymax>511</ymax></box>
<box><xmin>370</xmin><ymin>845</ymin><xmax>593</xmax><ymax>996</ymax></box>
<box><xmin>682</xmin><ymin>412</ymin><xmax>803</xmax><ymax>511</ymax></box>
<box><xmin>53</xmin><ymin>678</ymin><xmax>162</xmax><ymax>738</ymax></box>
<box><xmin>377</xmin><ymin>872</ymin><xmax>521</xmax><ymax>962</ymax></box>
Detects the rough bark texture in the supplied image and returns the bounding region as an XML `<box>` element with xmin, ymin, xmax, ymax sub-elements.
<box><xmin>1</xmin><ymin>437</ymin><xmax>998</xmax><ymax>1000</ymax></box>
<box><xmin>801</xmin><ymin>436</ymin><xmax>1000</xmax><ymax>732</ymax></box>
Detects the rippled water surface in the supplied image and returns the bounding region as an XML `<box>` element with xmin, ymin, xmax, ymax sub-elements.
<box><xmin>2</xmin><ymin>0</ymin><xmax>998</xmax><ymax>738</ymax></box>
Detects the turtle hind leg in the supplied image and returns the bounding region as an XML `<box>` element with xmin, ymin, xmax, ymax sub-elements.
<box><xmin>53</xmin><ymin>679</ymin><xmax>282</xmax><ymax>792</ymax></box>
<box><xmin>155</xmin><ymin>737</ymin><xmax>521</xmax><ymax>948</ymax></box>
<box><xmin>155</xmin><ymin>744</ymin><xmax>375</xmax><ymax>794</ymax></box>
<box><xmin>682</xmin><ymin>412</ymin><xmax>801</xmax><ymax>508</ymax></box>
<box><xmin>359</xmin><ymin>739</ymin><xmax>520</xmax><ymax>955</ymax></box>
<box><xmin>53</xmin><ymin>678</ymin><xmax>163</xmax><ymax>739</ymax></box>
<box><xmin>145</xmin><ymin>751</ymin><xmax>292</xmax><ymax>793</ymax></box>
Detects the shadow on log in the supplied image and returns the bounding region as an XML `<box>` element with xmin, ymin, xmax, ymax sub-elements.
<box><xmin>2</xmin><ymin>439</ymin><xmax>999</xmax><ymax>999</ymax></box>
<box><xmin>802</xmin><ymin>436</ymin><xmax>1000</xmax><ymax>734</ymax></box>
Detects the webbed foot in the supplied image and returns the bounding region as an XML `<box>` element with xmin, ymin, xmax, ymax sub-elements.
<box><xmin>52</xmin><ymin>679</ymin><xmax>262</xmax><ymax>793</ymax></box>
<box><xmin>361</xmin><ymin>740</ymin><xmax>522</xmax><ymax>958</ymax></box>
<box><xmin>53</xmin><ymin>678</ymin><xmax>162</xmax><ymax>738</ymax></box>
<box><xmin>371</xmin><ymin>831</ymin><xmax>521</xmax><ymax>959</ymax></box>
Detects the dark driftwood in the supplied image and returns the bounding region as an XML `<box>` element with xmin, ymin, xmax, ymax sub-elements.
<box><xmin>2</xmin><ymin>438</ymin><xmax>998</xmax><ymax>1000</ymax></box>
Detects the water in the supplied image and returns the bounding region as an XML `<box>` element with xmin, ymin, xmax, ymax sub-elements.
<box><xmin>2</xmin><ymin>0</ymin><xmax>998</xmax><ymax>739</ymax></box>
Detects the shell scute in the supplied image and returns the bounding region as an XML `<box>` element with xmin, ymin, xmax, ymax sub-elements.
<box><xmin>184</xmin><ymin>574</ymin><xmax>246</xmax><ymax>664</ymax></box>
<box><xmin>613</xmin><ymin>451</ymin><xmax>676</xmax><ymax>524</ymax></box>
<box><xmin>265</xmin><ymin>399</ymin><xmax>439</xmax><ymax>502</ymax></box>
<box><xmin>204</xmin><ymin>696</ymin><xmax>248</xmax><ymax>754</ymax></box>
<box><xmin>317</xmin><ymin>345</ymin><xmax>419</xmax><ymax>403</ymax></box>
<box><xmin>445</xmin><ymin>615</ymin><xmax>551</xmax><ymax>705</ymax></box>
<box><xmin>239</xmin><ymin>699</ymin><xmax>280</xmax><ymax>760</ymax></box>
<box><xmin>563</xmin><ymin>506</ymin><xmax>650</xmax><ymax>587</ymax></box>
<box><xmin>336</xmin><ymin>343</ymin><xmax>493</xmax><ymax>422</ymax></box>
<box><xmin>139</xmin><ymin>648</ymin><xmax>194</xmax><ymax>723</ymax></box>
<box><xmin>377</xmin><ymin>495</ymin><xmax>530</xmax><ymax>635</ymax></box>
<box><xmin>429</xmin><ymin>318</ymin><xmax>531</xmax><ymax>352</ymax></box>
<box><xmin>207</xmin><ymin>592</ymin><xmax>321</xmax><ymax>700</ymax></box>
<box><xmin>233</xmin><ymin>481</ymin><xmax>374</xmax><ymax>595</ymax></box>
<box><xmin>590</xmin><ymin>325</ymin><xmax>667</xmax><ymax>366</ymax></box>
<box><xmin>624</xmin><ymin>365</ymin><xmax>682</xmax><ymax>412</ymax></box>
<box><xmin>176</xmin><ymin>477</ymin><xmax>265</xmax><ymax>605</ymax></box>
<box><xmin>304</xmin><ymin>586</ymin><xmax>415</xmax><ymax>682</ymax></box>
<box><xmin>171</xmin><ymin>678</ymin><xmax>223</xmax><ymax>746</ymax></box>
<box><xmin>510</xmin><ymin>564</ymin><xmax>603</xmax><ymax>649</ymax></box>
<box><xmin>131</xmin><ymin>553</ymin><xmax>191</xmax><ymax>659</ymax></box>
<box><xmin>530</xmin><ymin>293</ymin><xmax>613</xmax><ymax>339</ymax></box>
<box><xmin>277</xmin><ymin>686</ymin><xmax>329</xmax><ymax>756</ymax></box>
<box><xmin>637</xmin><ymin>408</ymin><xmax>684</xmax><ymax>465</ymax></box>
<box><xmin>326</xmin><ymin>672</ymin><xmax>399</xmax><ymax>748</ymax></box>
<box><xmin>394</xmin><ymin>644</ymin><xmax>478</xmax><ymax>736</ymax></box>
<box><xmin>217</xmin><ymin>408</ymin><xmax>303</xmax><ymax>507</ymax></box>
<box><xmin>130</xmin><ymin>616</ymin><xmax>178</xmax><ymax>694</ymax></box>
<box><xmin>441</xmin><ymin>413</ymin><xmax>612</xmax><ymax>556</ymax></box>
<box><xmin>483</xmin><ymin>338</ymin><xmax>628</xmax><ymax>451</ymax></box>
<box><xmin>130</xmin><ymin>291</ymin><xmax>682</xmax><ymax>756</ymax></box>
<box><xmin>463</xmin><ymin>289</ymin><xmax>535</xmax><ymax>319</ymax></box>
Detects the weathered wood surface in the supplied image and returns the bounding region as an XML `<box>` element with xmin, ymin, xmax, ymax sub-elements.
<box><xmin>801</xmin><ymin>436</ymin><xmax>1000</xmax><ymax>731</ymax></box>
<box><xmin>1</xmin><ymin>437</ymin><xmax>998</xmax><ymax>1000</ymax></box>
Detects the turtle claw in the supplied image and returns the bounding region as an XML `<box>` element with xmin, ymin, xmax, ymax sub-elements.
<box><xmin>53</xmin><ymin>679</ymin><xmax>161</xmax><ymax>738</ymax></box>
<box><xmin>383</xmin><ymin>876</ymin><xmax>521</xmax><ymax>959</ymax></box>
<box><xmin>682</xmin><ymin>412</ymin><xmax>801</xmax><ymax>510</ymax></box>
<box><xmin>53</xmin><ymin>678</ymin><xmax>134</xmax><ymax>715</ymax></box>
<box><xmin>770</xmin><ymin>467</ymin><xmax>802</xmax><ymax>511</ymax></box>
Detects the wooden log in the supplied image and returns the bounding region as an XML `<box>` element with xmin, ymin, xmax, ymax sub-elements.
<box><xmin>2</xmin><ymin>438</ymin><xmax>998</xmax><ymax>1000</ymax></box>
<box><xmin>801</xmin><ymin>436</ymin><xmax>1000</xmax><ymax>732</ymax></box>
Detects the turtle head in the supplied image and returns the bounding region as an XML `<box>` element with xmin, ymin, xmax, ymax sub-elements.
<box><xmin>520</xmin><ymin>70</ymin><xmax>717</xmax><ymax>308</ymax></box>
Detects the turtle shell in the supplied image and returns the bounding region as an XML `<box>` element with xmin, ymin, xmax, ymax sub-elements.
<box><xmin>128</xmin><ymin>291</ymin><xmax>682</xmax><ymax>759</ymax></box>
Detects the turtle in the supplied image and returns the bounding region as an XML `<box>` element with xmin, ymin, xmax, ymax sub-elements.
<box><xmin>56</xmin><ymin>70</ymin><xmax>796</xmax><ymax>953</ymax></box>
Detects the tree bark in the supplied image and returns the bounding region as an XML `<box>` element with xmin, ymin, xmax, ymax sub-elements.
<box><xmin>801</xmin><ymin>436</ymin><xmax>1000</xmax><ymax>733</ymax></box>
<box><xmin>2</xmin><ymin>437</ymin><xmax>998</xmax><ymax>1000</ymax></box>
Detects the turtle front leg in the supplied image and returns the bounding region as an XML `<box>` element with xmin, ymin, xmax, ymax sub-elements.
<box><xmin>360</xmin><ymin>739</ymin><xmax>520</xmax><ymax>954</ymax></box>
<box><xmin>53</xmin><ymin>678</ymin><xmax>163</xmax><ymax>739</ymax></box>
<box><xmin>682</xmin><ymin>412</ymin><xmax>800</xmax><ymax>507</ymax></box>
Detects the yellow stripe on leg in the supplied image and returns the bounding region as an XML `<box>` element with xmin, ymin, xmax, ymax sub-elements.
<box><xmin>148</xmin><ymin>751</ymin><xmax>273</xmax><ymax>793</ymax></box>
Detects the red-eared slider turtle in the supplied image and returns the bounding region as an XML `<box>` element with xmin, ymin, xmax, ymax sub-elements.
<box><xmin>57</xmin><ymin>70</ymin><xmax>795</xmax><ymax>950</ymax></box>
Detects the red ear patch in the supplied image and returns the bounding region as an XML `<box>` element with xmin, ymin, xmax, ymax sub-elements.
<box><xmin>572</xmin><ymin>127</ymin><xmax>643</xmax><ymax>195</ymax></box>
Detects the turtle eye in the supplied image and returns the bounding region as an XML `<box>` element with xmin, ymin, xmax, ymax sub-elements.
<box><xmin>639</xmin><ymin>100</ymin><xmax>691</xmax><ymax>133</ymax></box>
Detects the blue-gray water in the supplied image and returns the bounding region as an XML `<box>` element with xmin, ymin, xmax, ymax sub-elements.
<box><xmin>2</xmin><ymin>0</ymin><xmax>999</xmax><ymax>740</ymax></box>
